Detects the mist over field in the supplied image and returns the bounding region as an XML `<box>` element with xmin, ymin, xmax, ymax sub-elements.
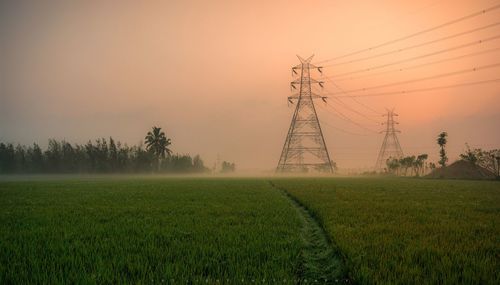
<box><xmin>1</xmin><ymin>0</ymin><xmax>499</xmax><ymax>172</ymax></box>
<box><xmin>1</xmin><ymin>2</ymin><xmax>500</xmax><ymax>283</ymax></box>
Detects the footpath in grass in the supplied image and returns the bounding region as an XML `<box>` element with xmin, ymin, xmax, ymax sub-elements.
<box><xmin>273</xmin><ymin>177</ymin><xmax>500</xmax><ymax>284</ymax></box>
<box><xmin>269</xmin><ymin>181</ymin><xmax>349</xmax><ymax>284</ymax></box>
<box><xmin>0</xmin><ymin>178</ymin><xmax>303</xmax><ymax>284</ymax></box>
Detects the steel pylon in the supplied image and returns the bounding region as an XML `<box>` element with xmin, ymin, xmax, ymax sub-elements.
<box><xmin>276</xmin><ymin>55</ymin><xmax>334</xmax><ymax>173</ymax></box>
<box><xmin>375</xmin><ymin>109</ymin><xmax>404</xmax><ymax>171</ymax></box>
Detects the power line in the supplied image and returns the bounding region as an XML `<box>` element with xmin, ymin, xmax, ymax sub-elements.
<box><xmin>313</xmin><ymin>84</ymin><xmax>381</xmax><ymax>123</ymax></box>
<box><xmin>334</xmin><ymin>78</ymin><xmax>500</xmax><ymax>98</ymax></box>
<box><xmin>329</xmin><ymin>96</ymin><xmax>381</xmax><ymax>123</ymax></box>
<box><xmin>318</xmin><ymin>103</ymin><xmax>380</xmax><ymax>133</ymax></box>
<box><xmin>322</xmin><ymin>21</ymin><xmax>500</xmax><ymax>68</ymax></box>
<box><xmin>323</xmin><ymin>77</ymin><xmax>384</xmax><ymax>115</ymax></box>
<box><xmin>335</xmin><ymin>46</ymin><xmax>500</xmax><ymax>82</ymax></box>
<box><xmin>325</xmin><ymin>62</ymin><xmax>500</xmax><ymax>95</ymax></box>
<box><xmin>319</xmin><ymin>119</ymin><xmax>372</xmax><ymax>136</ymax></box>
<box><xmin>315</xmin><ymin>3</ymin><xmax>500</xmax><ymax>64</ymax></box>
<box><xmin>329</xmin><ymin>34</ymin><xmax>500</xmax><ymax>79</ymax></box>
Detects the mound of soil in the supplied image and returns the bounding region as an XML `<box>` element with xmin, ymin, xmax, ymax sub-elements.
<box><xmin>426</xmin><ymin>160</ymin><xmax>496</xmax><ymax>180</ymax></box>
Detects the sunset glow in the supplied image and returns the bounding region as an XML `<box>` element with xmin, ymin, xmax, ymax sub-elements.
<box><xmin>1</xmin><ymin>0</ymin><xmax>499</xmax><ymax>171</ymax></box>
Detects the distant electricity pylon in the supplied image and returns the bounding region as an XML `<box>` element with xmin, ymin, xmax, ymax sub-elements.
<box><xmin>375</xmin><ymin>109</ymin><xmax>404</xmax><ymax>171</ymax></box>
<box><xmin>276</xmin><ymin>55</ymin><xmax>334</xmax><ymax>173</ymax></box>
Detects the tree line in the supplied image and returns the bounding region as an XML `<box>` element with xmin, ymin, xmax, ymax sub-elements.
<box><xmin>0</xmin><ymin>127</ymin><xmax>209</xmax><ymax>174</ymax></box>
<box><xmin>459</xmin><ymin>144</ymin><xmax>500</xmax><ymax>177</ymax></box>
<box><xmin>385</xmin><ymin>154</ymin><xmax>429</xmax><ymax>177</ymax></box>
<box><xmin>384</xmin><ymin>131</ymin><xmax>499</xmax><ymax>178</ymax></box>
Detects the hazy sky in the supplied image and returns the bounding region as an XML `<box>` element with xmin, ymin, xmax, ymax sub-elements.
<box><xmin>1</xmin><ymin>0</ymin><xmax>499</xmax><ymax>171</ymax></box>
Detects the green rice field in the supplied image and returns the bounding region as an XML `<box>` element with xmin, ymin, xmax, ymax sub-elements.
<box><xmin>0</xmin><ymin>176</ymin><xmax>499</xmax><ymax>284</ymax></box>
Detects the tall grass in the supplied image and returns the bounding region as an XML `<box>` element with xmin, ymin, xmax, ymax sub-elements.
<box><xmin>0</xmin><ymin>178</ymin><xmax>302</xmax><ymax>284</ymax></box>
<box><xmin>274</xmin><ymin>178</ymin><xmax>500</xmax><ymax>284</ymax></box>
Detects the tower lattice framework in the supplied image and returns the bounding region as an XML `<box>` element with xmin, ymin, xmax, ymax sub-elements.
<box><xmin>276</xmin><ymin>55</ymin><xmax>333</xmax><ymax>173</ymax></box>
<box><xmin>375</xmin><ymin>109</ymin><xmax>404</xmax><ymax>171</ymax></box>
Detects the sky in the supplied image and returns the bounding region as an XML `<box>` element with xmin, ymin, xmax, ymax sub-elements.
<box><xmin>1</xmin><ymin>0</ymin><xmax>499</xmax><ymax>171</ymax></box>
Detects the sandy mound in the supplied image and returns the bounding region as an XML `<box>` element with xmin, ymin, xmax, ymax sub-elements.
<box><xmin>426</xmin><ymin>160</ymin><xmax>496</xmax><ymax>180</ymax></box>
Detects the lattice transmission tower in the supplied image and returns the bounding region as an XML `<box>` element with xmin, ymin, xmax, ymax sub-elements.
<box><xmin>276</xmin><ymin>55</ymin><xmax>334</xmax><ymax>173</ymax></box>
<box><xmin>375</xmin><ymin>109</ymin><xmax>404</xmax><ymax>171</ymax></box>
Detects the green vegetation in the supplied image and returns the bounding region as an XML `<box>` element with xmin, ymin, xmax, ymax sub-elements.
<box><xmin>386</xmin><ymin>154</ymin><xmax>428</xmax><ymax>176</ymax></box>
<box><xmin>437</xmin><ymin>131</ymin><xmax>449</xmax><ymax>167</ymax></box>
<box><xmin>1</xmin><ymin>176</ymin><xmax>498</xmax><ymax>284</ymax></box>
<box><xmin>273</xmin><ymin>177</ymin><xmax>500</xmax><ymax>284</ymax></box>
<box><xmin>269</xmin><ymin>182</ymin><xmax>348</xmax><ymax>283</ymax></box>
<box><xmin>0</xmin><ymin>178</ymin><xmax>302</xmax><ymax>283</ymax></box>
<box><xmin>0</xmin><ymin>138</ymin><xmax>208</xmax><ymax>174</ymax></box>
<box><xmin>459</xmin><ymin>144</ymin><xmax>500</xmax><ymax>178</ymax></box>
<box><xmin>0</xmin><ymin>126</ymin><xmax>209</xmax><ymax>174</ymax></box>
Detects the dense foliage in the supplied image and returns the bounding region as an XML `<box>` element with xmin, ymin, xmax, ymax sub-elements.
<box><xmin>460</xmin><ymin>144</ymin><xmax>500</xmax><ymax>177</ymax></box>
<box><xmin>0</xmin><ymin>138</ymin><xmax>208</xmax><ymax>174</ymax></box>
<box><xmin>385</xmin><ymin>154</ymin><xmax>429</xmax><ymax>176</ymax></box>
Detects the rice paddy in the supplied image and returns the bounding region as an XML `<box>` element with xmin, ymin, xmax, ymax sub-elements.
<box><xmin>0</xmin><ymin>176</ymin><xmax>498</xmax><ymax>284</ymax></box>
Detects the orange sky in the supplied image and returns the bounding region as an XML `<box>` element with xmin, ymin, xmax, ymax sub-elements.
<box><xmin>1</xmin><ymin>0</ymin><xmax>499</xmax><ymax>171</ymax></box>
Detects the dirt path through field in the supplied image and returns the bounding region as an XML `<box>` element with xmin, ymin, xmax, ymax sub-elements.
<box><xmin>268</xmin><ymin>181</ymin><xmax>350</xmax><ymax>284</ymax></box>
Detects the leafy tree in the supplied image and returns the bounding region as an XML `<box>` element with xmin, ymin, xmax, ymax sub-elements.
<box><xmin>45</xmin><ymin>139</ymin><xmax>62</xmax><ymax>172</ymax></box>
<box><xmin>167</xmin><ymin>154</ymin><xmax>193</xmax><ymax>172</ymax></box>
<box><xmin>415</xmin><ymin>154</ymin><xmax>428</xmax><ymax>176</ymax></box>
<box><xmin>61</xmin><ymin>141</ymin><xmax>77</xmax><ymax>173</ymax></box>
<box><xmin>221</xmin><ymin>161</ymin><xmax>236</xmax><ymax>173</ymax></box>
<box><xmin>0</xmin><ymin>143</ymin><xmax>16</xmax><ymax>173</ymax></box>
<box><xmin>460</xmin><ymin>145</ymin><xmax>500</xmax><ymax>178</ymax></box>
<box><xmin>192</xmin><ymin>155</ymin><xmax>208</xmax><ymax>173</ymax></box>
<box><xmin>116</xmin><ymin>142</ymin><xmax>130</xmax><ymax>172</ymax></box>
<box><xmin>386</xmin><ymin>157</ymin><xmax>400</xmax><ymax>175</ymax></box>
<box><xmin>109</xmin><ymin>137</ymin><xmax>118</xmax><ymax>172</ymax></box>
<box><xmin>132</xmin><ymin>144</ymin><xmax>155</xmax><ymax>173</ymax></box>
<box><xmin>459</xmin><ymin>143</ymin><xmax>478</xmax><ymax>165</ymax></box>
<box><xmin>145</xmin><ymin>127</ymin><xmax>172</xmax><ymax>171</ymax></box>
<box><xmin>28</xmin><ymin>143</ymin><xmax>44</xmax><ymax>173</ymax></box>
<box><xmin>484</xmin><ymin>149</ymin><xmax>500</xmax><ymax>178</ymax></box>
<box><xmin>398</xmin><ymin>156</ymin><xmax>414</xmax><ymax>176</ymax></box>
<box><xmin>429</xmin><ymin>162</ymin><xmax>437</xmax><ymax>171</ymax></box>
<box><xmin>0</xmin><ymin>130</ymin><xmax>205</xmax><ymax>174</ymax></box>
<box><xmin>387</xmin><ymin>154</ymin><xmax>427</xmax><ymax>177</ymax></box>
<box><xmin>437</xmin><ymin>132</ymin><xmax>448</xmax><ymax>167</ymax></box>
<box><xmin>95</xmin><ymin>138</ymin><xmax>109</xmax><ymax>172</ymax></box>
<box><xmin>14</xmin><ymin>144</ymin><xmax>27</xmax><ymax>173</ymax></box>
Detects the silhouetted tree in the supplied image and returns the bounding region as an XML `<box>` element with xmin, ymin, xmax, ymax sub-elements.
<box><xmin>28</xmin><ymin>143</ymin><xmax>44</xmax><ymax>173</ymax></box>
<box><xmin>415</xmin><ymin>154</ymin><xmax>428</xmax><ymax>176</ymax></box>
<box><xmin>14</xmin><ymin>144</ymin><xmax>27</xmax><ymax>173</ymax></box>
<box><xmin>459</xmin><ymin>143</ymin><xmax>479</xmax><ymax>165</ymax></box>
<box><xmin>192</xmin><ymin>155</ymin><xmax>208</xmax><ymax>173</ymax></box>
<box><xmin>437</xmin><ymin>132</ymin><xmax>448</xmax><ymax>167</ymax></box>
<box><xmin>460</xmin><ymin>145</ymin><xmax>500</xmax><ymax>178</ymax></box>
<box><xmin>0</xmin><ymin>131</ymin><xmax>206</xmax><ymax>174</ymax></box>
<box><xmin>221</xmin><ymin>161</ymin><xmax>236</xmax><ymax>173</ymax></box>
<box><xmin>109</xmin><ymin>137</ymin><xmax>118</xmax><ymax>172</ymax></box>
<box><xmin>0</xmin><ymin>143</ymin><xmax>16</xmax><ymax>173</ymax></box>
<box><xmin>145</xmin><ymin>127</ymin><xmax>172</xmax><ymax>171</ymax></box>
<box><xmin>45</xmin><ymin>139</ymin><xmax>62</xmax><ymax>172</ymax></box>
<box><xmin>387</xmin><ymin>154</ymin><xmax>427</xmax><ymax>177</ymax></box>
<box><xmin>386</xmin><ymin>157</ymin><xmax>400</xmax><ymax>175</ymax></box>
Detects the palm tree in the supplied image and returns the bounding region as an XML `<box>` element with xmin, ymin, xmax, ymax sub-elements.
<box><xmin>145</xmin><ymin>126</ymin><xmax>172</xmax><ymax>171</ymax></box>
<box><xmin>437</xmin><ymin>132</ymin><xmax>448</xmax><ymax>167</ymax></box>
<box><xmin>416</xmin><ymin>154</ymin><xmax>428</xmax><ymax>176</ymax></box>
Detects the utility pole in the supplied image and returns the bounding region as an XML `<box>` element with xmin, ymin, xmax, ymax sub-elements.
<box><xmin>375</xmin><ymin>109</ymin><xmax>404</xmax><ymax>171</ymax></box>
<box><xmin>276</xmin><ymin>55</ymin><xmax>334</xmax><ymax>173</ymax></box>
